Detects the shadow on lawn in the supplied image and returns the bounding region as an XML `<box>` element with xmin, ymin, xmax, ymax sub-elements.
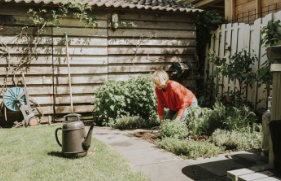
<box><xmin>47</xmin><ymin>151</ymin><xmax>63</xmax><ymax>157</ymax></box>
<box><xmin>181</xmin><ymin>149</ymin><xmax>270</xmax><ymax>181</ymax></box>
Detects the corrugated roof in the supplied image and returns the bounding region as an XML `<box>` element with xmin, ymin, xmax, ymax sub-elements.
<box><xmin>3</xmin><ymin>0</ymin><xmax>204</xmax><ymax>13</ymax></box>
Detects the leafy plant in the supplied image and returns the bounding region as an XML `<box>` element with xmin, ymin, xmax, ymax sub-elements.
<box><xmin>27</xmin><ymin>3</ymin><xmax>99</xmax><ymax>28</ymax></box>
<box><xmin>211</xmin><ymin>127</ymin><xmax>262</xmax><ymax>151</ymax></box>
<box><xmin>211</xmin><ymin>50</ymin><xmax>258</xmax><ymax>108</ymax></box>
<box><xmin>159</xmin><ymin>121</ymin><xmax>189</xmax><ymax>139</ymax></box>
<box><xmin>185</xmin><ymin>101</ymin><xmax>257</xmax><ymax>136</ymax></box>
<box><xmin>261</xmin><ymin>20</ymin><xmax>281</xmax><ymax>47</ymax></box>
<box><xmin>184</xmin><ymin>106</ymin><xmax>214</xmax><ymax>136</ymax></box>
<box><xmin>223</xmin><ymin>106</ymin><xmax>257</xmax><ymax>131</ymax></box>
<box><xmin>92</xmin><ymin>74</ymin><xmax>157</xmax><ymax>126</ymax></box>
<box><xmin>156</xmin><ymin>137</ymin><xmax>222</xmax><ymax>159</ymax></box>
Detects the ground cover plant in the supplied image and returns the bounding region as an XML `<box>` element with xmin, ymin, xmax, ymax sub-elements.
<box><xmin>156</xmin><ymin>137</ymin><xmax>222</xmax><ymax>159</ymax></box>
<box><xmin>0</xmin><ymin>125</ymin><xmax>149</xmax><ymax>181</ymax></box>
<box><xmin>134</xmin><ymin>102</ymin><xmax>262</xmax><ymax>159</ymax></box>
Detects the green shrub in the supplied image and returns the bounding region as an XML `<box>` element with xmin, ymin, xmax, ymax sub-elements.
<box><xmin>184</xmin><ymin>106</ymin><xmax>213</xmax><ymax>136</ymax></box>
<box><xmin>185</xmin><ymin>101</ymin><xmax>257</xmax><ymax>136</ymax></box>
<box><xmin>185</xmin><ymin>102</ymin><xmax>227</xmax><ymax>136</ymax></box>
<box><xmin>113</xmin><ymin>115</ymin><xmax>159</xmax><ymax>130</ymax></box>
<box><xmin>156</xmin><ymin>137</ymin><xmax>222</xmax><ymax>159</ymax></box>
<box><xmin>92</xmin><ymin>74</ymin><xmax>156</xmax><ymax>126</ymax></box>
<box><xmin>211</xmin><ymin>127</ymin><xmax>262</xmax><ymax>151</ymax></box>
<box><xmin>223</xmin><ymin>106</ymin><xmax>257</xmax><ymax>130</ymax></box>
<box><xmin>159</xmin><ymin>121</ymin><xmax>189</xmax><ymax>139</ymax></box>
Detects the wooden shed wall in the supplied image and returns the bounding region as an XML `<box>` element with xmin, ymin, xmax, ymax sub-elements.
<box><xmin>0</xmin><ymin>3</ymin><xmax>197</xmax><ymax>126</ymax></box>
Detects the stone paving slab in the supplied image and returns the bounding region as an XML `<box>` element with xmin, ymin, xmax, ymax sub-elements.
<box><xmin>92</xmin><ymin>126</ymin><xmax>268</xmax><ymax>181</ymax></box>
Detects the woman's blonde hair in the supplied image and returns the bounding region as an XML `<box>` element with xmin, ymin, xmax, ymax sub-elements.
<box><xmin>151</xmin><ymin>70</ymin><xmax>169</xmax><ymax>86</ymax></box>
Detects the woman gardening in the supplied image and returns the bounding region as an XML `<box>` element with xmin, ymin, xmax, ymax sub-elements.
<box><xmin>151</xmin><ymin>70</ymin><xmax>198</xmax><ymax>124</ymax></box>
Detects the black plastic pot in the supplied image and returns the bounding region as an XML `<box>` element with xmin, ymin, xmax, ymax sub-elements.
<box><xmin>266</xmin><ymin>45</ymin><xmax>281</xmax><ymax>63</ymax></box>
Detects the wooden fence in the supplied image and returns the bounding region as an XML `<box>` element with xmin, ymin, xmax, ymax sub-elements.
<box><xmin>205</xmin><ymin>10</ymin><xmax>281</xmax><ymax>110</ymax></box>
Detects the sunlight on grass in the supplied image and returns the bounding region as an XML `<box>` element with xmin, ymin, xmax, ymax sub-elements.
<box><xmin>0</xmin><ymin>124</ymin><xmax>150</xmax><ymax>181</ymax></box>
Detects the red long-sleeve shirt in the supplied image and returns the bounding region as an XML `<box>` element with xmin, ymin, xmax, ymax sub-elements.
<box><xmin>155</xmin><ymin>80</ymin><xmax>195</xmax><ymax>117</ymax></box>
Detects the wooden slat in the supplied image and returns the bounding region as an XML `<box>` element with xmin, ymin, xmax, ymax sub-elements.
<box><xmin>116</xmin><ymin>20</ymin><xmax>196</xmax><ymax>30</ymax></box>
<box><xmin>0</xmin><ymin>67</ymin><xmax>53</xmax><ymax>75</ymax></box>
<box><xmin>108</xmin><ymin>29</ymin><xmax>196</xmax><ymax>38</ymax></box>
<box><xmin>108</xmin><ymin>64</ymin><xmax>171</xmax><ymax>73</ymax></box>
<box><xmin>223</xmin><ymin>23</ymin><xmax>232</xmax><ymax>94</ymax></box>
<box><xmin>52</xmin><ymin>37</ymin><xmax>107</xmax><ymax>46</ymax></box>
<box><xmin>53</xmin><ymin>56</ymin><xmax>108</xmax><ymax>65</ymax></box>
<box><xmin>108</xmin><ymin>55</ymin><xmax>195</xmax><ymax>64</ymax></box>
<box><xmin>54</xmin><ymin>66</ymin><xmax>107</xmax><ymax>74</ymax></box>
<box><xmin>0</xmin><ymin>36</ymin><xmax>53</xmax><ymax>45</ymax></box>
<box><xmin>256</xmin><ymin>13</ymin><xmax>273</xmax><ymax>109</ymax></box>
<box><xmin>55</xmin><ymin>85</ymin><xmax>100</xmax><ymax>94</ymax></box>
<box><xmin>0</xmin><ymin>45</ymin><xmax>52</xmax><ymax>54</ymax></box>
<box><xmin>108</xmin><ymin>73</ymin><xmax>152</xmax><ymax>81</ymax></box>
<box><xmin>237</xmin><ymin>23</ymin><xmax>245</xmax><ymax>52</ymax></box>
<box><xmin>53</xmin><ymin>46</ymin><xmax>107</xmax><ymax>55</ymax></box>
<box><xmin>108</xmin><ymin>38</ymin><xmax>196</xmax><ymax>46</ymax></box>
<box><xmin>214</xmin><ymin>26</ymin><xmax>221</xmax><ymax>97</ymax></box>
<box><xmin>0</xmin><ymin>56</ymin><xmax>53</xmax><ymax>65</ymax></box>
<box><xmin>230</xmin><ymin>23</ymin><xmax>239</xmax><ymax>94</ymax></box>
<box><xmin>108</xmin><ymin>47</ymin><xmax>195</xmax><ymax>55</ymax></box>
<box><xmin>119</xmin><ymin>11</ymin><xmax>196</xmax><ymax>22</ymax></box>
<box><xmin>54</xmin><ymin>95</ymin><xmax>93</xmax><ymax>104</ymax></box>
<box><xmin>54</xmin><ymin>75</ymin><xmax>107</xmax><ymax>84</ymax></box>
<box><xmin>0</xmin><ymin>26</ymin><xmax>53</xmax><ymax>36</ymax></box>
<box><xmin>54</xmin><ymin>105</ymin><xmax>93</xmax><ymax>114</ymax></box>
<box><xmin>52</xmin><ymin>27</ymin><xmax>107</xmax><ymax>37</ymax></box>
<box><xmin>219</xmin><ymin>24</ymin><xmax>226</xmax><ymax>97</ymax></box>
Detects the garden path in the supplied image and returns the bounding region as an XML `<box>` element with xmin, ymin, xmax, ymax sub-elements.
<box><xmin>91</xmin><ymin>126</ymin><xmax>274</xmax><ymax>181</ymax></box>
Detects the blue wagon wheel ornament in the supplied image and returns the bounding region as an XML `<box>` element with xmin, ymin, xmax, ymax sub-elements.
<box><xmin>3</xmin><ymin>87</ymin><xmax>27</xmax><ymax>111</ymax></box>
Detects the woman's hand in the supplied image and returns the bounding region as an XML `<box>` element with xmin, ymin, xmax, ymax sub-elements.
<box><xmin>159</xmin><ymin>116</ymin><xmax>164</xmax><ymax>124</ymax></box>
<box><xmin>175</xmin><ymin>115</ymin><xmax>181</xmax><ymax>122</ymax></box>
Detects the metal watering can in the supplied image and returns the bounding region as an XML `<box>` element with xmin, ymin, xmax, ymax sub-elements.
<box><xmin>55</xmin><ymin>113</ymin><xmax>94</xmax><ymax>158</ymax></box>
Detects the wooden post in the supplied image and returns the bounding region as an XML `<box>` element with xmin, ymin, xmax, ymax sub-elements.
<box><xmin>269</xmin><ymin>61</ymin><xmax>281</xmax><ymax>176</ymax></box>
<box><xmin>225</xmin><ymin>0</ymin><xmax>235</xmax><ymax>22</ymax></box>
<box><xmin>255</xmin><ymin>0</ymin><xmax>261</xmax><ymax>19</ymax></box>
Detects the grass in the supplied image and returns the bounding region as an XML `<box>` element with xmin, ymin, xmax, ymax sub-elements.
<box><xmin>0</xmin><ymin>124</ymin><xmax>150</xmax><ymax>181</ymax></box>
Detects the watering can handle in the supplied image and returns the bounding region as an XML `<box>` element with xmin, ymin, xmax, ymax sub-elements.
<box><xmin>55</xmin><ymin>128</ymin><xmax>62</xmax><ymax>147</ymax></box>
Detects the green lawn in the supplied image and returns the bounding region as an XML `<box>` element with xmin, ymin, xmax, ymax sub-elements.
<box><xmin>0</xmin><ymin>124</ymin><xmax>150</xmax><ymax>181</ymax></box>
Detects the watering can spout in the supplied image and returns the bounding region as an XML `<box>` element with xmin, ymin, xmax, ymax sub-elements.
<box><xmin>82</xmin><ymin>123</ymin><xmax>94</xmax><ymax>151</ymax></box>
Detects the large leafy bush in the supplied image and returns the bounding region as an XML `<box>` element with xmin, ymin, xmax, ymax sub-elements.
<box><xmin>92</xmin><ymin>75</ymin><xmax>156</xmax><ymax>126</ymax></box>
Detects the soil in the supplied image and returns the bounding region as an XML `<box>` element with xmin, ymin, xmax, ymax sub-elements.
<box><xmin>132</xmin><ymin>131</ymin><xmax>161</xmax><ymax>144</ymax></box>
<box><xmin>132</xmin><ymin>130</ymin><xmax>210</xmax><ymax>145</ymax></box>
